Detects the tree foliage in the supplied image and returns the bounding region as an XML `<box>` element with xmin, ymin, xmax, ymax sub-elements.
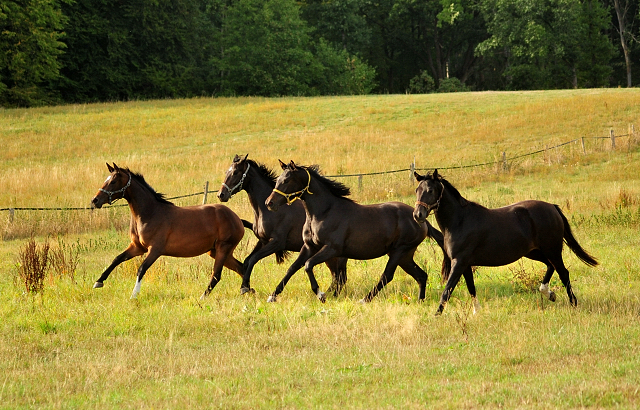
<box><xmin>0</xmin><ymin>0</ymin><xmax>633</xmax><ymax>107</ymax></box>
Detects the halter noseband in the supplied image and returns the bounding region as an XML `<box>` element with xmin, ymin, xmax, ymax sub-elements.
<box><xmin>99</xmin><ymin>173</ymin><xmax>132</xmax><ymax>205</ymax></box>
<box><xmin>415</xmin><ymin>180</ymin><xmax>444</xmax><ymax>217</ymax></box>
<box><xmin>272</xmin><ymin>168</ymin><xmax>313</xmax><ymax>205</ymax></box>
<box><xmin>221</xmin><ymin>163</ymin><xmax>250</xmax><ymax>198</ymax></box>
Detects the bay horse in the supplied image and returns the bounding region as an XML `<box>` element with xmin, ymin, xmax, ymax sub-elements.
<box><xmin>413</xmin><ymin>169</ymin><xmax>598</xmax><ymax>315</ymax></box>
<box><xmin>264</xmin><ymin>160</ymin><xmax>450</xmax><ymax>303</ymax></box>
<box><xmin>91</xmin><ymin>163</ymin><xmax>245</xmax><ymax>299</ymax></box>
<box><xmin>217</xmin><ymin>154</ymin><xmax>348</xmax><ymax>296</ymax></box>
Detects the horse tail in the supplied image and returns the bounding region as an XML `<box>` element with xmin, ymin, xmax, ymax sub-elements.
<box><xmin>275</xmin><ymin>250</ymin><xmax>292</xmax><ymax>264</ymax></box>
<box><xmin>241</xmin><ymin>219</ymin><xmax>253</xmax><ymax>230</ymax></box>
<box><xmin>425</xmin><ymin>221</ymin><xmax>445</xmax><ymax>249</ymax></box>
<box><xmin>424</xmin><ymin>222</ymin><xmax>451</xmax><ymax>283</ymax></box>
<box><xmin>554</xmin><ymin>205</ymin><xmax>598</xmax><ymax>267</ymax></box>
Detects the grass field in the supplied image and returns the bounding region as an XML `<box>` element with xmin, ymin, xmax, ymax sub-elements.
<box><xmin>1</xmin><ymin>89</ymin><xmax>640</xmax><ymax>408</ymax></box>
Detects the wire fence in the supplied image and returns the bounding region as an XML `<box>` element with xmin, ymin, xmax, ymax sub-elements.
<box><xmin>1</xmin><ymin>127</ymin><xmax>636</xmax><ymax>216</ymax></box>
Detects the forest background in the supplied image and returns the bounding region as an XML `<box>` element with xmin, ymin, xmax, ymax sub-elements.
<box><xmin>2</xmin><ymin>0</ymin><xmax>640</xmax><ymax>107</ymax></box>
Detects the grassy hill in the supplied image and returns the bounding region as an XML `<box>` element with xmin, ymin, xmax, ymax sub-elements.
<box><xmin>1</xmin><ymin>90</ymin><xmax>639</xmax><ymax>408</ymax></box>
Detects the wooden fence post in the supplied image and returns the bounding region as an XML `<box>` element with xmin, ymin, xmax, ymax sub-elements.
<box><xmin>581</xmin><ymin>137</ymin><xmax>586</xmax><ymax>155</ymax></box>
<box><xmin>610</xmin><ymin>129</ymin><xmax>616</xmax><ymax>149</ymax></box>
<box><xmin>502</xmin><ymin>151</ymin><xmax>507</xmax><ymax>171</ymax></box>
<box><xmin>9</xmin><ymin>208</ymin><xmax>14</xmax><ymax>223</ymax></box>
<box><xmin>202</xmin><ymin>181</ymin><xmax>209</xmax><ymax>204</ymax></box>
<box><xmin>410</xmin><ymin>158</ymin><xmax>415</xmax><ymax>181</ymax></box>
<box><xmin>358</xmin><ymin>175</ymin><xmax>363</xmax><ymax>191</ymax></box>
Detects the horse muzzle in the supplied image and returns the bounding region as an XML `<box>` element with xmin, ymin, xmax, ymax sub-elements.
<box><xmin>91</xmin><ymin>195</ymin><xmax>104</xmax><ymax>209</ymax></box>
<box><xmin>217</xmin><ymin>187</ymin><xmax>230</xmax><ymax>202</ymax></box>
<box><xmin>413</xmin><ymin>206</ymin><xmax>428</xmax><ymax>224</ymax></box>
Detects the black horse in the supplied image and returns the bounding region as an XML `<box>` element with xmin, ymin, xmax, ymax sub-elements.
<box><xmin>218</xmin><ymin>155</ymin><xmax>348</xmax><ymax>296</ymax></box>
<box><xmin>264</xmin><ymin>160</ymin><xmax>450</xmax><ymax>303</ymax></box>
<box><xmin>413</xmin><ymin>169</ymin><xmax>598</xmax><ymax>315</ymax></box>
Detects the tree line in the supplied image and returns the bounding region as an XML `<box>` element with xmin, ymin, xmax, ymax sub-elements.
<box><xmin>1</xmin><ymin>0</ymin><xmax>637</xmax><ymax>107</ymax></box>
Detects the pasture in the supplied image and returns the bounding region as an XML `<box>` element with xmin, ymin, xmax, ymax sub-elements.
<box><xmin>1</xmin><ymin>89</ymin><xmax>640</xmax><ymax>408</ymax></box>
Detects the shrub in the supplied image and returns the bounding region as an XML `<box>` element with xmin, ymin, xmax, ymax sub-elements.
<box><xmin>408</xmin><ymin>70</ymin><xmax>435</xmax><ymax>94</ymax></box>
<box><xmin>437</xmin><ymin>77</ymin><xmax>470</xmax><ymax>93</ymax></box>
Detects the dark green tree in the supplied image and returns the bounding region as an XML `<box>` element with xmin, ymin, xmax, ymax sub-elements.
<box><xmin>0</xmin><ymin>0</ymin><xmax>67</xmax><ymax>106</ymax></box>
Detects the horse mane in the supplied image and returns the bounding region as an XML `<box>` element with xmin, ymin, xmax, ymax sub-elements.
<box><xmin>123</xmin><ymin>168</ymin><xmax>174</xmax><ymax>205</ymax></box>
<box><xmin>246</xmin><ymin>159</ymin><xmax>278</xmax><ymax>187</ymax></box>
<box><xmin>305</xmin><ymin>165</ymin><xmax>354</xmax><ymax>201</ymax></box>
<box><xmin>437</xmin><ymin>175</ymin><xmax>480</xmax><ymax>208</ymax></box>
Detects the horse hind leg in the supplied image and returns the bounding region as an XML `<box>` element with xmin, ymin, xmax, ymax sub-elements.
<box><xmin>325</xmin><ymin>257</ymin><xmax>348</xmax><ymax>297</ymax></box>
<box><xmin>398</xmin><ymin>256</ymin><xmax>428</xmax><ymax>301</ymax></box>
<box><xmin>548</xmin><ymin>255</ymin><xmax>577</xmax><ymax>306</ymax></box>
<box><xmin>201</xmin><ymin>242</ymin><xmax>237</xmax><ymax>300</ymax></box>
<box><xmin>361</xmin><ymin>251</ymin><xmax>404</xmax><ymax>303</ymax></box>
<box><xmin>525</xmin><ymin>249</ymin><xmax>557</xmax><ymax>302</ymax></box>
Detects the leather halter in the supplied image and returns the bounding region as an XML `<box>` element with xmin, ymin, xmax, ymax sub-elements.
<box><xmin>99</xmin><ymin>173</ymin><xmax>132</xmax><ymax>205</ymax></box>
<box><xmin>221</xmin><ymin>163</ymin><xmax>250</xmax><ymax>198</ymax></box>
<box><xmin>272</xmin><ymin>168</ymin><xmax>313</xmax><ymax>205</ymax></box>
<box><xmin>415</xmin><ymin>180</ymin><xmax>444</xmax><ymax>216</ymax></box>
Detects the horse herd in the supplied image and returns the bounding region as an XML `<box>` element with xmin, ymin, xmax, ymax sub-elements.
<box><xmin>90</xmin><ymin>156</ymin><xmax>598</xmax><ymax>315</ymax></box>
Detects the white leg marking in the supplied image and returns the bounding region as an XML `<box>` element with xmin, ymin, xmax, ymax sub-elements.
<box><xmin>267</xmin><ymin>295</ymin><xmax>277</xmax><ymax>303</ymax></box>
<box><xmin>358</xmin><ymin>298</ymin><xmax>368</xmax><ymax>304</ymax></box>
<box><xmin>472</xmin><ymin>296</ymin><xmax>480</xmax><ymax>315</ymax></box>
<box><xmin>317</xmin><ymin>290</ymin><xmax>326</xmax><ymax>303</ymax></box>
<box><xmin>131</xmin><ymin>279</ymin><xmax>141</xmax><ymax>299</ymax></box>
<box><xmin>539</xmin><ymin>283</ymin><xmax>551</xmax><ymax>298</ymax></box>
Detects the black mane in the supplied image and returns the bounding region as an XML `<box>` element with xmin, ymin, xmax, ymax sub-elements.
<box><xmin>124</xmin><ymin>168</ymin><xmax>174</xmax><ymax>205</ymax></box>
<box><xmin>247</xmin><ymin>159</ymin><xmax>278</xmax><ymax>187</ymax></box>
<box><xmin>305</xmin><ymin>165</ymin><xmax>353</xmax><ymax>201</ymax></box>
<box><xmin>437</xmin><ymin>174</ymin><xmax>480</xmax><ymax>208</ymax></box>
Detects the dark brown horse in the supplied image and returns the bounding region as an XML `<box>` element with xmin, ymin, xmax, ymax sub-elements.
<box><xmin>217</xmin><ymin>155</ymin><xmax>348</xmax><ymax>296</ymax></box>
<box><xmin>264</xmin><ymin>160</ymin><xmax>449</xmax><ymax>303</ymax></box>
<box><xmin>413</xmin><ymin>169</ymin><xmax>598</xmax><ymax>315</ymax></box>
<box><xmin>91</xmin><ymin>163</ymin><xmax>245</xmax><ymax>299</ymax></box>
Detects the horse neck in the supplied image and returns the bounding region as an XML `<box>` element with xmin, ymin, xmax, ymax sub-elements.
<box><xmin>243</xmin><ymin>169</ymin><xmax>276</xmax><ymax>217</ymax></box>
<box><xmin>299</xmin><ymin>175</ymin><xmax>336</xmax><ymax>218</ymax></box>
<box><xmin>434</xmin><ymin>185</ymin><xmax>465</xmax><ymax>231</ymax></box>
<box><xmin>124</xmin><ymin>178</ymin><xmax>169</xmax><ymax>220</ymax></box>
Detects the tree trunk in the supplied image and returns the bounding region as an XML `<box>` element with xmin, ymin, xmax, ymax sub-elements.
<box><xmin>613</xmin><ymin>0</ymin><xmax>632</xmax><ymax>87</ymax></box>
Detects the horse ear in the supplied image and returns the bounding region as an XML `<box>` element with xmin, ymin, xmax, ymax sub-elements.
<box><xmin>243</xmin><ymin>154</ymin><xmax>248</xmax><ymax>162</ymax></box>
<box><xmin>278</xmin><ymin>159</ymin><xmax>287</xmax><ymax>170</ymax></box>
<box><xmin>414</xmin><ymin>171</ymin><xmax>424</xmax><ymax>181</ymax></box>
<box><xmin>289</xmin><ymin>160</ymin><xmax>297</xmax><ymax>170</ymax></box>
<box><xmin>106</xmin><ymin>163</ymin><xmax>114</xmax><ymax>173</ymax></box>
<box><xmin>233</xmin><ymin>154</ymin><xmax>240</xmax><ymax>162</ymax></box>
<box><xmin>113</xmin><ymin>163</ymin><xmax>120</xmax><ymax>172</ymax></box>
<box><xmin>433</xmin><ymin>169</ymin><xmax>440</xmax><ymax>179</ymax></box>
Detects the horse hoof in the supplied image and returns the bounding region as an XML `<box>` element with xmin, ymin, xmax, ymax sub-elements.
<box><xmin>267</xmin><ymin>295</ymin><xmax>277</xmax><ymax>303</ymax></box>
<box><xmin>199</xmin><ymin>293</ymin><xmax>207</xmax><ymax>301</ymax></box>
<box><xmin>240</xmin><ymin>287</ymin><xmax>255</xmax><ymax>295</ymax></box>
<box><xmin>317</xmin><ymin>291</ymin><xmax>326</xmax><ymax>303</ymax></box>
<box><xmin>93</xmin><ymin>282</ymin><xmax>104</xmax><ymax>289</ymax></box>
<box><xmin>549</xmin><ymin>291</ymin><xmax>556</xmax><ymax>302</ymax></box>
<box><xmin>358</xmin><ymin>299</ymin><xmax>367</xmax><ymax>305</ymax></box>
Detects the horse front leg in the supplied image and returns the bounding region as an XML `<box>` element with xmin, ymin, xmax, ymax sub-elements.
<box><xmin>325</xmin><ymin>257</ymin><xmax>348</xmax><ymax>297</ymax></box>
<box><xmin>436</xmin><ymin>258</ymin><xmax>467</xmax><ymax>315</ymax></box>
<box><xmin>131</xmin><ymin>247</ymin><xmax>162</xmax><ymax>299</ymax></box>
<box><xmin>302</xmin><ymin>245</ymin><xmax>339</xmax><ymax>303</ymax></box>
<box><xmin>268</xmin><ymin>245</ymin><xmax>314</xmax><ymax>302</ymax></box>
<box><xmin>241</xmin><ymin>238</ymin><xmax>285</xmax><ymax>294</ymax></box>
<box><xmin>361</xmin><ymin>251</ymin><xmax>404</xmax><ymax>303</ymax></box>
<box><xmin>461</xmin><ymin>266</ymin><xmax>480</xmax><ymax>314</ymax></box>
<box><xmin>94</xmin><ymin>243</ymin><xmax>145</xmax><ymax>288</ymax></box>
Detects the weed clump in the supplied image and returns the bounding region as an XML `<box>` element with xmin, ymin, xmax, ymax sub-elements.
<box><xmin>16</xmin><ymin>238</ymin><xmax>50</xmax><ymax>294</ymax></box>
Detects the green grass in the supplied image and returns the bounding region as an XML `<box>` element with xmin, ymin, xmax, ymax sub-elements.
<box><xmin>1</xmin><ymin>90</ymin><xmax>640</xmax><ymax>408</ymax></box>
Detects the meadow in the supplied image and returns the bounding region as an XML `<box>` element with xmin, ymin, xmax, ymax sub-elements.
<box><xmin>1</xmin><ymin>89</ymin><xmax>640</xmax><ymax>409</ymax></box>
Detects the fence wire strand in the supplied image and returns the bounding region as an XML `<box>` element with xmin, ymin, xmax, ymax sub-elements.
<box><xmin>1</xmin><ymin>132</ymin><xmax>634</xmax><ymax>213</ymax></box>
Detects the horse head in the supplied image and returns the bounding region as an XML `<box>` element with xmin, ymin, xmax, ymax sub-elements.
<box><xmin>265</xmin><ymin>160</ymin><xmax>312</xmax><ymax>211</ymax></box>
<box><xmin>413</xmin><ymin>169</ymin><xmax>443</xmax><ymax>223</ymax></box>
<box><xmin>91</xmin><ymin>163</ymin><xmax>132</xmax><ymax>208</ymax></box>
<box><xmin>218</xmin><ymin>154</ymin><xmax>250</xmax><ymax>202</ymax></box>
